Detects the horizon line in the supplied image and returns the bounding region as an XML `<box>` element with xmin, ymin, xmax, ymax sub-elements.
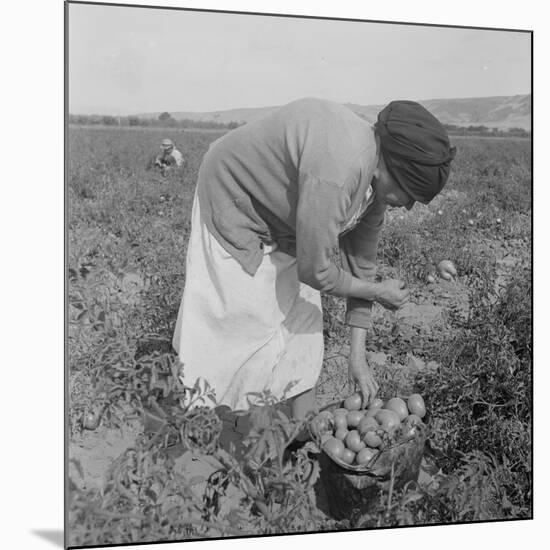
<box><xmin>70</xmin><ymin>91</ymin><xmax>532</xmax><ymax>118</ymax></box>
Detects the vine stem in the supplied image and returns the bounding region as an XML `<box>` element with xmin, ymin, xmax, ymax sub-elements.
<box><xmin>386</xmin><ymin>461</ymin><xmax>396</xmax><ymax>519</ymax></box>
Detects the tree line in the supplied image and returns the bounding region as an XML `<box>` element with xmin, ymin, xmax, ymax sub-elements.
<box><xmin>442</xmin><ymin>123</ymin><xmax>531</xmax><ymax>138</ymax></box>
<box><xmin>68</xmin><ymin>111</ymin><xmax>243</xmax><ymax>130</ymax></box>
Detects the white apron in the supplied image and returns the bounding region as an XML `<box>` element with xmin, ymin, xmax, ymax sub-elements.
<box><xmin>172</xmin><ymin>191</ymin><xmax>324</xmax><ymax>411</ymax></box>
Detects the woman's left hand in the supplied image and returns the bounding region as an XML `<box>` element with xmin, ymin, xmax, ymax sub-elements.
<box><xmin>348</xmin><ymin>353</ymin><xmax>379</xmax><ymax>408</ymax></box>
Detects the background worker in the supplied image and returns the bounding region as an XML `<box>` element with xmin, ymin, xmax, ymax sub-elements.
<box><xmin>154</xmin><ymin>138</ymin><xmax>184</xmax><ymax>174</ymax></box>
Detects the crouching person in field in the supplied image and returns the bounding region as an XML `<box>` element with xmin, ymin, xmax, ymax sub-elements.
<box><xmin>172</xmin><ymin>98</ymin><xmax>456</xmax><ymax>446</ymax></box>
<box><xmin>151</xmin><ymin>138</ymin><xmax>184</xmax><ymax>175</ymax></box>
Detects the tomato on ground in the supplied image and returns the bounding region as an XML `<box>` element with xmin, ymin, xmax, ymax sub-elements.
<box><xmin>437</xmin><ymin>260</ymin><xmax>457</xmax><ymax>279</ymax></box>
<box><xmin>82</xmin><ymin>411</ymin><xmax>100</xmax><ymax>430</ymax></box>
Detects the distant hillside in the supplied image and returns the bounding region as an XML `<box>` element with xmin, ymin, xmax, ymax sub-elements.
<box><xmin>142</xmin><ymin>106</ymin><xmax>280</xmax><ymax>126</ymax></box>
<box><xmin>142</xmin><ymin>94</ymin><xmax>531</xmax><ymax>130</ymax></box>
<box><xmin>415</xmin><ymin>95</ymin><xmax>531</xmax><ymax>130</ymax></box>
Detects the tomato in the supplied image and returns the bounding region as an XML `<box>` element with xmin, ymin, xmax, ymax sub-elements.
<box><xmin>318</xmin><ymin>410</ymin><xmax>334</xmax><ymax>422</ymax></box>
<box><xmin>344</xmin><ymin>392</ymin><xmax>363</xmax><ymax>411</ymax></box>
<box><xmin>356</xmin><ymin>447</ymin><xmax>378</xmax><ymax>466</ymax></box>
<box><xmin>323</xmin><ymin>437</ymin><xmax>345</xmax><ymax>459</ymax></box>
<box><xmin>335</xmin><ymin>427</ymin><xmax>349</xmax><ymax>441</ymax></box>
<box><xmin>384</xmin><ymin>397</ymin><xmax>409</xmax><ymax>421</ymax></box>
<box><xmin>407</xmin><ymin>394</ymin><xmax>426</xmax><ymax>418</ymax></box>
<box><xmin>365</xmin><ymin>406</ymin><xmax>381</xmax><ymax>418</ymax></box>
<box><xmin>346</xmin><ymin>410</ymin><xmax>364</xmax><ymax>428</ymax></box>
<box><xmin>404</xmin><ymin>413</ymin><xmax>423</xmax><ymax>427</ymax></box>
<box><xmin>312</xmin><ymin>410</ymin><xmax>334</xmax><ymax>433</ymax></box>
<box><xmin>358</xmin><ymin>415</ymin><xmax>379</xmax><ymax>435</ymax></box>
<box><xmin>310</xmin><ymin>416</ymin><xmax>331</xmax><ymax>440</ymax></box>
<box><xmin>437</xmin><ymin>260</ymin><xmax>457</xmax><ymax>279</ymax></box>
<box><xmin>334</xmin><ymin>414</ymin><xmax>348</xmax><ymax>431</ymax></box>
<box><xmin>325</xmin><ymin>413</ymin><xmax>336</xmax><ymax>427</ymax></box>
<box><xmin>341</xmin><ymin>448</ymin><xmax>356</xmax><ymax>464</ymax></box>
<box><xmin>370</xmin><ymin>398</ymin><xmax>384</xmax><ymax>409</ymax></box>
<box><xmin>82</xmin><ymin>410</ymin><xmax>100</xmax><ymax>430</ymax></box>
<box><xmin>375</xmin><ymin>409</ymin><xmax>401</xmax><ymax>433</ymax></box>
<box><xmin>345</xmin><ymin>430</ymin><xmax>366</xmax><ymax>453</ymax></box>
<box><xmin>363</xmin><ymin>430</ymin><xmax>382</xmax><ymax>448</ymax></box>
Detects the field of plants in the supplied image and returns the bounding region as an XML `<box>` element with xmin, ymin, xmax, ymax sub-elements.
<box><xmin>67</xmin><ymin>124</ymin><xmax>532</xmax><ymax>547</ymax></box>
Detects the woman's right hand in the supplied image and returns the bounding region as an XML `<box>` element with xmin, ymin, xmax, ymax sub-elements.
<box><xmin>374</xmin><ymin>279</ymin><xmax>410</xmax><ymax>310</ymax></box>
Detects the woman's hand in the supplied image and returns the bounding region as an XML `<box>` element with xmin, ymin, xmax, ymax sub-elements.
<box><xmin>374</xmin><ymin>278</ymin><xmax>409</xmax><ymax>310</ymax></box>
<box><xmin>348</xmin><ymin>353</ymin><xmax>379</xmax><ymax>408</ymax></box>
<box><xmin>349</xmin><ymin>326</ymin><xmax>379</xmax><ymax>408</ymax></box>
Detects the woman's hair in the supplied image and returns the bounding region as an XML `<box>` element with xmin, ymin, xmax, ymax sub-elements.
<box><xmin>375</xmin><ymin>101</ymin><xmax>457</xmax><ymax>204</ymax></box>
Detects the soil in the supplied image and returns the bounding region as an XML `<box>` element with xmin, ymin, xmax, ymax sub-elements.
<box><xmin>69</xmin><ymin>418</ymin><xmax>143</xmax><ymax>491</ymax></box>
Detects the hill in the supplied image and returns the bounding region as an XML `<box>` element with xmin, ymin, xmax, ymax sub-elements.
<box><xmin>142</xmin><ymin>94</ymin><xmax>531</xmax><ymax>130</ymax></box>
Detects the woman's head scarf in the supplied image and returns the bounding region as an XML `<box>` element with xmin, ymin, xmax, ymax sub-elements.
<box><xmin>375</xmin><ymin>101</ymin><xmax>457</xmax><ymax>204</ymax></box>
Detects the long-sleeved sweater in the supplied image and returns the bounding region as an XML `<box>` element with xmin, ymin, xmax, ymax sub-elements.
<box><xmin>196</xmin><ymin>97</ymin><xmax>386</xmax><ymax>328</ymax></box>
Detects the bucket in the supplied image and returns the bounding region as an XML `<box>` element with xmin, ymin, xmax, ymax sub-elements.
<box><xmin>312</xmin><ymin>399</ymin><xmax>428</xmax><ymax>520</ymax></box>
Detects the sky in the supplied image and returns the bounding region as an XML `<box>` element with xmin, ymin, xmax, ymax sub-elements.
<box><xmin>68</xmin><ymin>2</ymin><xmax>532</xmax><ymax>115</ymax></box>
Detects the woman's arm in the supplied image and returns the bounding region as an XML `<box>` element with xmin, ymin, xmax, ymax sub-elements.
<box><xmin>339</xmin><ymin>196</ymin><xmax>410</xmax><ymax>312</ymax></box>
<box><xmin>339</xmin><ymin>198</ymin><xmax>386</xmax><ymax>325</ymax></box>
<box><xmin>347</xmin><ymin>277</ymin><xmax>409</xmax><ymax>310</ymax></box>
<box><xmin>349</xmin><ymin>326</ymin><xmax>379</xmax><ymax>407</ymax></box>
<box><xmin>294</xmin><ymin>175</ymin><xmax>409</xmax><ymax>311</ymax></box>
<box><xmin>340</xmin><ymin>198</ymin><xmax>406</xmax><ymax>405</ymax></box>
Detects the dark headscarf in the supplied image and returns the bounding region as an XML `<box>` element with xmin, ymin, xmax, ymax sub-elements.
<box><xmin>375</xmin><ymin>100</ymin><xmax>457</xmax><ymax>204</ymax></box>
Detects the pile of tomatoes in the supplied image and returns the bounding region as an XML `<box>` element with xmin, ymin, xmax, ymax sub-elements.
<box><xmin>311</xmin><ymin>393</ymin><xmax>427</xmax><ymax>467</ymax></box>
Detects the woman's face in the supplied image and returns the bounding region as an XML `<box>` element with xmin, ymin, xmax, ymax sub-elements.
<box><xmin>372</xmin><ymin>155</ymin><xmax>415</xmax><ymax>211</ymax></box>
